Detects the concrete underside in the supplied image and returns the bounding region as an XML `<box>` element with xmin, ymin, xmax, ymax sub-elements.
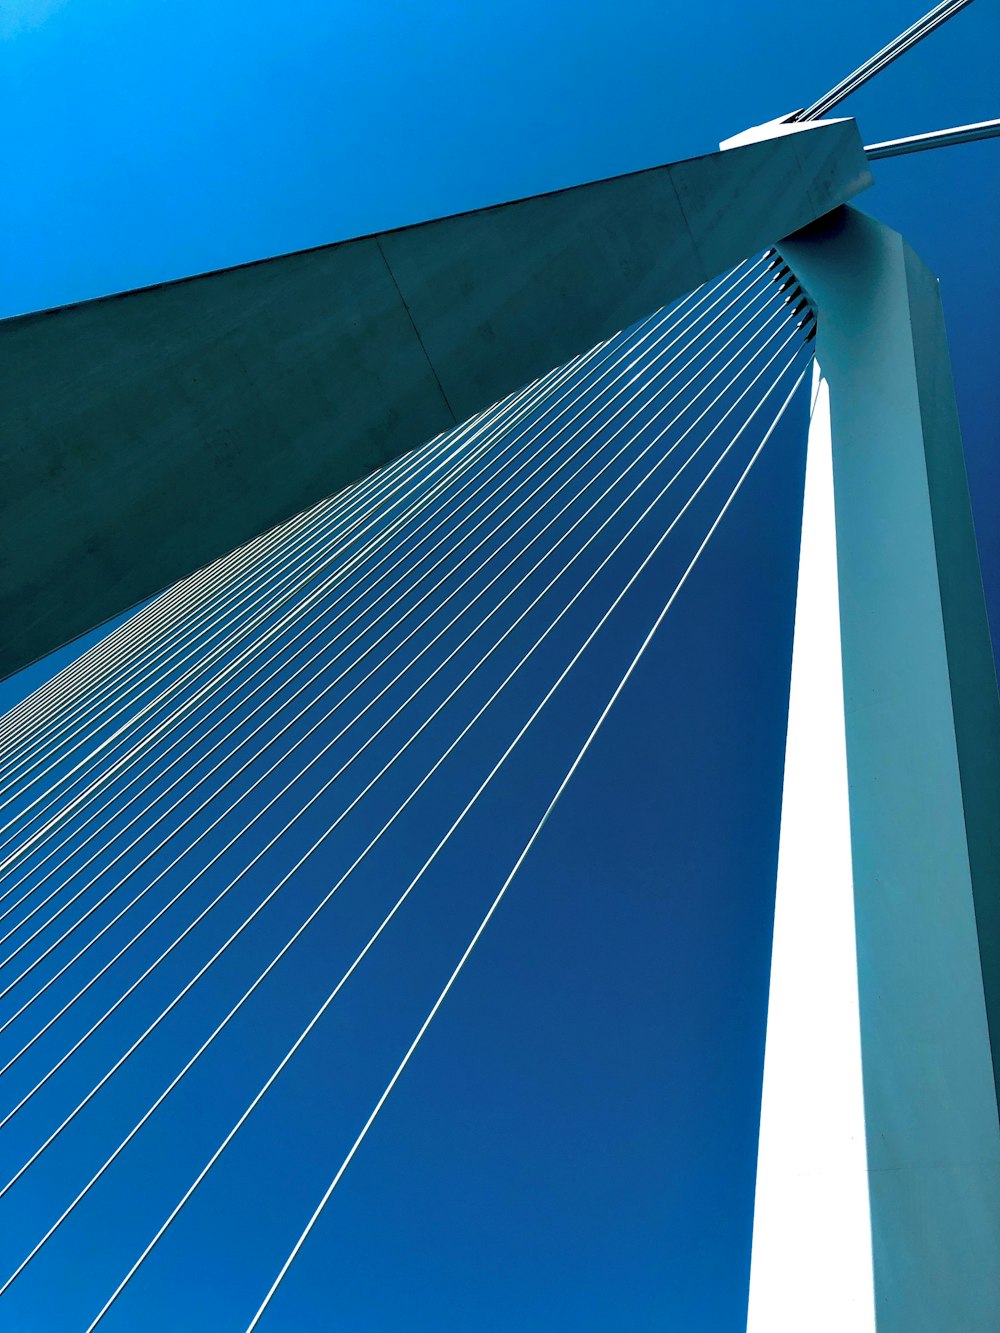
<box><xmin>0</xmin><ymin>118</ymin><xmax>870</xmax><ymax>679</ymax></box>
<box><xmin>777</xmin><ymin>207</ymin><xmax>1000</xmax><ymax>1331</ymax></box>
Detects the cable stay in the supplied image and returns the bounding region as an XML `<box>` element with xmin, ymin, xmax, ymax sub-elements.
<box><xmin>0</xmin><ymin>260</ymin><xmax>813</xmax><ymax>1327</ymax></box>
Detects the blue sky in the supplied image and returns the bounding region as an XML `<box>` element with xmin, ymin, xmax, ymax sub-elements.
<box><xmin>1</xmin><ymin>2</ymin><xmax>998</xmax><ymax>1329</ymax></box>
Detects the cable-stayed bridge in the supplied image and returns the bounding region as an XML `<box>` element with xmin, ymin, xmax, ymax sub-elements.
<box><xmin>0</xmin><ymin>3</ymin><xmax>998</xmax><ymax>1327</ymax></box>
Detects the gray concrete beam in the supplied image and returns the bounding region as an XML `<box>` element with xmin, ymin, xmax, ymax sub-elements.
<box><xmin>0</xmin><ymin>118</ymin><xmax>870</xmax><ymax>679</ymax></box>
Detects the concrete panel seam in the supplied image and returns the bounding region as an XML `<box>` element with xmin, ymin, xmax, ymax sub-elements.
<box><xmin>375</xmin><ymin>236</ymin><xmax>458</xmax><ymax>426</ymax></box>
<box><xmin>664</xmin><ymin>169</ymin><xmax>710</xmax><ymax>284</ymax></box>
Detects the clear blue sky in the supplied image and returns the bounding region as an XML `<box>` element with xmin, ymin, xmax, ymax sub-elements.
<box><xmin>1</xmin><ymin>2</ymin><xmax>997</xmax><ymax>1329</ymax></box>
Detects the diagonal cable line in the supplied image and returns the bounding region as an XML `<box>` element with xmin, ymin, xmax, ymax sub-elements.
<box><xmin>0</xmin><ymin>433</ymin><xmax>479</xmax><ymax>816</ymax></box>
<box><xmin>0</xmin><ymin>379</ymin><xmax>492</xmax><ymax>752</ymax></box>
<box><xmin>0</xmin><ymin>257</ymin><xmax>756</xmax><ymax>790</ymax></box>
<box><xmin>0</xmin><ymin>344</ymin><xmax>569</xmax><ymax>762</ymax></box>
<box><xmin>0</xmin><ymin>353</ymin><xmax>565</xmax><ymax>799</ymax></box>
<box><xmin>0</xmin><ymin>360</ymin><xmax>780</xmax><ymax>1105</ymax></box>
<box><xmin>0</xmin><ymin>267</ymin><xmax>766</xmax><ymax>961</ymax></box>
<box><xmin>0</xmin><ymin>478</ymin><xmax>348</xmax><ymax>750</ymax></box>
<box><xmin>0</xmin><ymin>304</ymin><xmax>804</xmax><ymax>1189</ymax></box>
<box><xmin>0</xmin><ymin>263</ymin><xmax>764</xmax><ymax>948</ymax></box>
<box><xmin>240</xmin><ymin>355</ymin><xmax>812</xmax><ymax>1333</ymax></box>
<box><xmin>0</xmin><ymin>297</ymin><xmax>789</xmax><ymax>1098</ymax></box>
<box><xmin>0</xmin><ymin>348</ymin><xmax>586</xmax><ymax>894</ymax></box>
<box><xmin>0</xmin><ymin>293</ymin><xmax>669</xmax><ymax>853</ymax></box>
<box><xmin>0</xmin><ymin>339</ymin><xmax>810</xmax><ymax>1307</ymax></box>
<box><xmin>0</xmin><ymin>263</ymin><xmax>752</xmax><ymax>900</ymax></box>
<box><xmin>22</xmin><ymin>352</ymin><xmax>812</xmax><ymax>1325</ymax></box>
<box><xmin>0</xmin><ymin>505</ymin><xmax>309</xmax><ymax>752</ymax></box>
<box><xmin>0</xmin><ymin>258</ymin><xmax>762</xmax><ymax>831</ymax></box>
<box><xmin>798</xmin><ymin>0</ymin><xmax>974</xmax><ymax>120</ymax></box>
<box><xmin>0</xmin><ymin>371</ymin><xmax>557</xmax><ymax>833</ymax></box>
<box><xmin>0</xmin><ymin>270</ymin><xmax>782</xmax><ymax>1029</ymax></box>
<box><xmin>0</xmin><ymin>396</ymin><xmax>495</xmax><ymax>780</ymax></box>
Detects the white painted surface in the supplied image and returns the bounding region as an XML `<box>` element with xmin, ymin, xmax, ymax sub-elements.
<box><xmin>746</xmin><ymin>369</ymin><xmax>875</xmax><ymax>1331</ymax></box>
<box><xmin>719</xmin><ymin>114</ymin><xmax>850</xmax><ymax>150</ymax></box>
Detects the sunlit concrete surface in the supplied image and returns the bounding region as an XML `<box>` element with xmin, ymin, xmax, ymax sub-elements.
<box><xmin>778</xmin><ymin>207</ymin><xmax>1000</xmax><ymax>1332</ymax></box>
<box><xmin>748</xmin><ymin>369</ymin><xmax>875</xmax><ymax>1332</ymax></box>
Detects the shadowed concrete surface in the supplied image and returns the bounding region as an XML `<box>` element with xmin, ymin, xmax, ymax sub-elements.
<box><xmin>0</xmin><ymin>118</ymin><xmax>870</xmax><ymax>679</ymax></box>
<box><xmin>781</xmin><ymin>206</ymin><xmax>1000</xmax><ymax>1332</ymax></box>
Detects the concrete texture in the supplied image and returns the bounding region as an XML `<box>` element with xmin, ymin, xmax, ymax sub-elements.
<box><xmin>781</xmin><ymin>207</ymin><xmax>1000</xmax><ymax>1332</ymax></box>
<box><xmin>0</xmin><ymin>118</ymin><xmax>870</xmax><ymax>679</ymax></box>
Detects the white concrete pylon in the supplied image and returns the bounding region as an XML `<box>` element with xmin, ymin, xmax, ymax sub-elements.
<box><xmin>751</xmin><ymin>205</ymin><xmax>1000</xmax><ymax>1330</ymax></box>
<box><xmin>747</xmin><ymin>366</ymin><xmax>875</xmax><ymax>1331</ymax></box>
